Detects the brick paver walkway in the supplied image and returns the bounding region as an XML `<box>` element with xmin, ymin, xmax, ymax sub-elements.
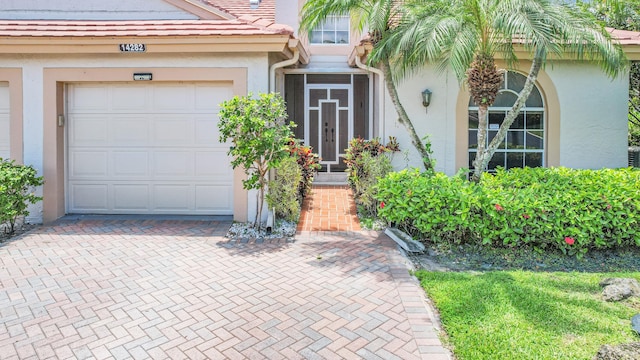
<box><xmin>297</xmin><ymin>185</ymin><xmax>361</xmax><ymax>232</ymax></box>
<box><xmin>0</xmin><ymin>217</ymin><xmax>449</xmax><ymax>359</ymax></box>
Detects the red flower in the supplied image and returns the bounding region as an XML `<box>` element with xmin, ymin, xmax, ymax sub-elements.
<box><xmin>564</xmin><ymin>237</ymin><xmax>575</xmax><ymax>245</ymax></box>
<box><xmin>494</xmin><ymin>204</ymin><xmax>504</xmax><ymax>211</ymax></box>
<box><xmin>606</xmin><ymin>204</ymin><xmax>612</xmax><ymax>210</ymax></box>
<box><xmin>380</xmin><ymin>201</ymin><xmax>386</xmax><ymax>209</ymax></box>
<box><xmin>522</xmin><ymin>214</ymin><xmax>530</xmax><ymax>219</ymax></box>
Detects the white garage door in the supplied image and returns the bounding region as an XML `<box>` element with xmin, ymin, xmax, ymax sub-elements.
<box><xmin>0</xmin><ymin>83</ymin><xmax>9</xmax><ymax>160</ymax></box>
<box><xmin>67</xmin><ymin>82</ymin><xmax>234</xmax><ymax>215</ymax></box>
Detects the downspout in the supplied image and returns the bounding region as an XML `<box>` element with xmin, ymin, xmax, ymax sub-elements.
<box><xmin>354</xmin><ymin>46</ymin><xmax>385</xmax><ymax>140</ymax></box>
<box><xmin>269</xmin><ymin>39</ymin><xmax>300</xmax><ymax>92</ymax></box>
<box><xmin>265</xmin><ymin>39</ymin><xmax>300</xmax><ymax>233</ymax></box>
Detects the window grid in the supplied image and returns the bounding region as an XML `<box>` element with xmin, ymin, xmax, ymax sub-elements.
<box><xmin>310</xmin><ymin>15</ymin><xmax>350</xmax><ymax>45</ymax></box>
<box><xmin>468</xmin><ymin>71</ymin><xmax>545</xmax><ymax>172</ymax></box>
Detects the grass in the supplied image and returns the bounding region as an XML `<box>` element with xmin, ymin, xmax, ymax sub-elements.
<box><xmin>415</xmin><ymin>270</ymin><xmax>640</xmax><ymax>360</ymax></box>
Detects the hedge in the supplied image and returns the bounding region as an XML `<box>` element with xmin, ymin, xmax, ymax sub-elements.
<box><xmin>375</xmin><ymin>167</ymin><xmax>640</xmax><ymax>255</ymax></box>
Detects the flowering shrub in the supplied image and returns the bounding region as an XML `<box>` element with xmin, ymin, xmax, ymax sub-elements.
<box><xmin>288</xmin><ymin>140</ymin><xmax>321</xmax><ymax>200</ymax></box>
<box><xmin>376</xmin><ymin>167</ymin><xmax>640</xmax><ymax>256</ymax></box>
<box><xmin>344</xmin><ymin>137</ymin><xmax>399</xmax><ymax>190</ymax></box>
<box><xmin>345</xmin><ymin>137</ymin><xmax>399</xmax><ymax>218</ymax></box>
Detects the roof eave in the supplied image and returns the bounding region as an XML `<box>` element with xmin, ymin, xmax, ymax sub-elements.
<box><xmin>0</xmin><ymin>34</ymin><xmax>295</xmax><ymax>54</ymax></box>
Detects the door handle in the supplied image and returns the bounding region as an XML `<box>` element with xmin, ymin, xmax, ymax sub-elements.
<box><xmin>325</xmin><ymin>127</ymin><xmax>328</xmax><ymax>141</ymax></box>
<box><xmin>331</xmin><ymin>128</ymin><xmax>334</xmax><ymax>142</ymax></box>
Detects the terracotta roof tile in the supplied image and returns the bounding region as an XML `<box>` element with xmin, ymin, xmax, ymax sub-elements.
<box><xmin>199</xmin><ymin>0</ymin><xmax>275</xmax><ymax>22</ymax></box>
<box><xmin>609</xmin><ymin>28</ymin><xmax>640</xmax><ymax>45</ymax></box>
<box><xmin>0</xmin><ymin>19</ymin><xmax>292</xmax><ymax>37</ymax></box>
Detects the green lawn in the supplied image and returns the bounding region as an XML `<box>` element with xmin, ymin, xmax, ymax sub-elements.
<box><xmin>416</xmin><ymin>271</ymin><xmax>640</xmax><ymax>360</ymax></box>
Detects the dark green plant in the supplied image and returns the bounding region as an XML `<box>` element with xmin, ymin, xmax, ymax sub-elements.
<box><xmin>344</xmin><ymin>136</ymin><xmax>399</xmax><ymax>190</ymax></box>
<box><xmin>218</xmin><ymin>92</ymin><xmax>295</xmax><ymax>229</ymax></box>
<box><xmin>353</xmin><ymin>151</ymin><xmax>394</xmax><ymax>217</ymax></box>
<box><xmin>288</xmin><ymin>140</ymin><xmax>321</xmax><ymax>200</ymax></box>
<box><xmin>376</xmin><ymin>167</ymin><xmax>640</xmax><ymax>256</ymax></box>
<box><xmin>0</xmin><ymin>159</ymin><xmax>44</xmax><ymax>235</ymax></box>
<box><xmin>344</xmin><ymin>137</ymin><xmax>399</xmax><ymax>218</ymax></box>
<box><xmin>266</xmin><ymin>156</ymin><xmax>302</xmax><ymax>222</ymax></box>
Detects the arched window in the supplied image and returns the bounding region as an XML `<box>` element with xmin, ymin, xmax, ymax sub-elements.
<box><xmin>468</xmin><ymin>71</ymin><xmax>545</xmax><ymax>171</ymax></box>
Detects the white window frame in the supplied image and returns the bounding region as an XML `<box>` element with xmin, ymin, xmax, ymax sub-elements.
<box><xmin>468</xmin><ymin>71</ymin><xmax>546</xmax><ymax>171</ymax></box>
<box><xmin>309</xmin><ymin>14</ymin><xmax>350</xmax><ymax>45</ymax></box>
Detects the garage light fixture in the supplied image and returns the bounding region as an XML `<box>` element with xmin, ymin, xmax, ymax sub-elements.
<box><xmin>133</xmin><ymin>73</ymin><xmax>152</xmax><ymax>81</ymax></box>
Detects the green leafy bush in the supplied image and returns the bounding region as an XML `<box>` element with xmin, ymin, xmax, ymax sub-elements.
<box><xmin>376</xmin><ymin>167</ymin><xmax>640</xmax><ymax>255</ymax></box>
<box><xmin>288</xmin><ymin>140</ymin><xmax>321</xmax><ymax>200</ymax></box>
<box><xmin>344</xmin><ymin>137</ymin><xmax>399</xmax><ymax>190</ymax></box>
<box><xmin>0</xmin><ymin>159</ymin><xmax>44</xmax><ymax>234</ymax></box>
<box><xmin>344</xmin><ymin>137</ymin><xmax>399</xmax><ymax>218</ymax></box>
<box><xmin>352</xmin><ymin>151</ymin><xmax>394</xmax><ymax>217</ymax></box>
<box><xmin>218</xmin><ymin>92</ymin><xmax>294</xmax><ymax>229</ymax></box>
<box><xmin>267</xmin><ymin>156</ymin><xmax>302</xmax><ymax>222</ymax></box>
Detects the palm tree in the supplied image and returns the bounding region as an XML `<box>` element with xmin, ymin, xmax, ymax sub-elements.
<box><xmin>372</xmin><ymin>0</ymin><xmax>627</xmax><ymax>181</ymax></box>
<box><xmin>299</xmin><ymin>0</ymin><xmax>435</xmax><ymax>171</ymax></box>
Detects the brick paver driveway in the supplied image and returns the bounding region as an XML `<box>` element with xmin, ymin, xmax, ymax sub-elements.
<box><xmin>0</xmin><ymin>218</ymin><xmax>449</xmax><ymax>359</ymax></box>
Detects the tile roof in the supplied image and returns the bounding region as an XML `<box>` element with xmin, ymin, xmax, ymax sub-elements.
<box><xmin>609</xmin><ymin>28</ymin><xmax>640</xmax><ymax>45</ymax></box>
<box><xmin>0</xmin><ymin>19</ymin><xmax>292</xmax><ymax>37</ymax></box>
<box><xmin>199</xmin><ymin>0</ymin><xmax>275</xmax><ymax>22</ymax></box>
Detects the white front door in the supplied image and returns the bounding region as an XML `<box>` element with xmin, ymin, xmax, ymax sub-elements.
<box><xmin>66</xmin><ymin>82</ymin><xmax>234</xmax><ymax>215</ymax></box>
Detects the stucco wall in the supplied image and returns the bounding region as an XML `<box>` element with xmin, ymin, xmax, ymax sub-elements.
<box><xmin>546</xmin><ymin>62</ymin><xmax>629</xmax><ymax>169</ymax></box>
<box><xmin>0</xmin><ymin>53</ymin><xmax>269</xmax><ymax>223</ymax></box>
<box><xmin>0</xmin><ymin>0</ymin><xmax>198</xmax><ymax>20</ymax></box>
<box><xmin>384</xmin><ymin>62</ymin><xmax>630</xmax><ymax>175</ymax></box>
<box><xmin>384</xmin><ymin>67</ymin><xmax>461</xmax><ymax>175</ymax></box>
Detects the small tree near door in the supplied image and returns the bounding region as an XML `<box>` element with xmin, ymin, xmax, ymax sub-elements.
<box><xmin>218</xmin><ymin>92</ymin><xmax>295</xmax><ymax>230</ymax></box>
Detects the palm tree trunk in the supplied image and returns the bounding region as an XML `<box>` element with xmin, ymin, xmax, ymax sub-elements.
<box><xmin>471</xmin><ymin>50</ymin><xmax>545</xmax><ymax>180</ymax></box>
<box><xmin>471</xmin><ymin>105</ymin><xmax>489</xmax><ymax>182</ymax></box>
<box><xmin>380</xmin><ymin>60</ymin><xmax>434</xmax><ymax>171</ymax></box>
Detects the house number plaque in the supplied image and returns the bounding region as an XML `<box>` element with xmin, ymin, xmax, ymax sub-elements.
<box><xmin>119</xmin><ymin>44</ymin><xmax>146</xmax><ymax>52</ymax></box>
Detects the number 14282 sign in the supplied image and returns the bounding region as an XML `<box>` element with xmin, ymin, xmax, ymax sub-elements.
<box><xmin>119</xmin><ymin>44</ymin><xmax>146</xmax><ymax>52</ymax></box>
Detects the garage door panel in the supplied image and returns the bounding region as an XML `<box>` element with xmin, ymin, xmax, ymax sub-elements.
<box><xmin>113</xmin><ymin>151</ymin><xmax>149</xmax><ymax>177</ymax></box>
<box><xmin>195</xmin><ymin>185</ymin><xmax>233</xmax><ymax>211</ymax></box>
<box><xmin>195</xmin><ymin>151</ymin><xmax>233</xmax><ymax>178</ymax></box>
<box><xmin>195</xmin><ymin>84</ymin><xmax>233</xmax><ymax>111</ymax></box>
<box><xmin>67</xmin><ymin>82</ymin><xmax>234</xmax><ymax>215</ymax></box>
<box><xmin>153</xmin><ymin>117</ymin><xmax>195</xmax><ymax>145</ymax></box>
<box><xmin>69</xmin><ymin>85</ymin><xmax>109</xmax><ymax>112</ymax></box>
<box><xmin>113</xmin><ymin>185</ymin><xmax>150</xmax><ymax>210</ymax></box>
<box><xmin>195</xmin><ymin>116</ymin><xmax>222</xmax><ymax>145</ymax></box>
<box><xmin>153</xmin><ymin>152</ymin><xmax>192</xmax><ymax>177</ymax></box>
<box><xmin>111</xmin><ymin>117</ymin><xmax>149</xmax><ymax>146</ymax></box>
<box><xmin>152</xmin><ymin>85</ymin><xmax>194</xmax><ymax>111</ymax></box>
<box><xmin>69</xmin><ymin>115</ymin><xmax>108</xmax><ymax>145</ymax></box>
<box><xmin>69</xmin><ymin>184</ymin><xmax>109</xmax><ymax>211</ymax></box>
<box><xmin>70</xmin><ymin>151</ymin><xmax>108</xmax><ymax>178</ymax></box>
<box><xmin>111</xmin><ymin>86</ymin><xmax>149</xmax><ymax>111</ymax></box>
<box><xmin>154</xmin><ymin>185</ymin><xmax>190</xmax><ymax>210</ymax></box>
